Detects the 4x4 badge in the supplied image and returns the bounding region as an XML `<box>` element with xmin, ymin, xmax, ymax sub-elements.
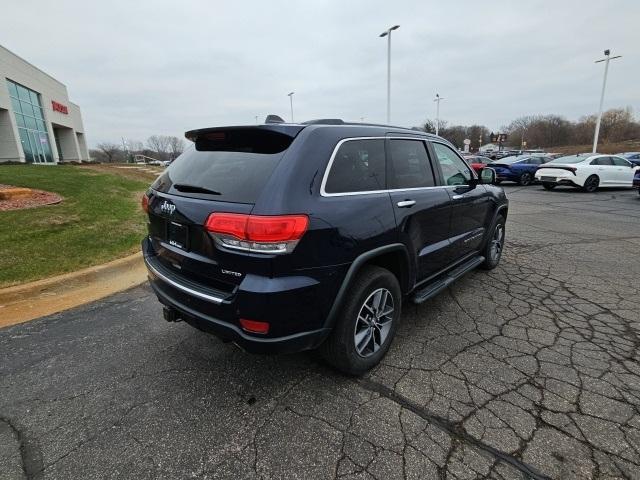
<box><xmin>160</xmin><ymin>200</ymin><xmax>176</xmax><ymax>215</ymax></box>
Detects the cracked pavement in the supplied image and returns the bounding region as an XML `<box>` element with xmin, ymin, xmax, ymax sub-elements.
<box><xmin>1</xmin><ymin>186</ymin><xmax>639</xmax><ymax>479</ymax></box>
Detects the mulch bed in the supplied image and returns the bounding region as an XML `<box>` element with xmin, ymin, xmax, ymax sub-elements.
<box><xmin>0</xmin><ymin>184</ymin><xmax>63</xmax><ymax>211</ymax></box>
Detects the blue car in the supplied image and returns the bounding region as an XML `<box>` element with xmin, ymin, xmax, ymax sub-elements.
<box><xmin>491</xmin><ymin>155</ymin><xmax>549</xmax><ymax>186</ymax></box>
<box><xmin>618</xmin><ymin>152</ymin><xmax>640</xmax><ymax>167</ymax></box>
<box><xmin>633</xmin><ymin>168</ymin><xmax>640</xmax><ymax>195</ymax></box>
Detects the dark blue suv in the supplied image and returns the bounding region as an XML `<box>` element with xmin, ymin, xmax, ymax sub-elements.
<box><xmin>142</xmin><ymin>120</ymin><xmax>508</xmax><ymax>374</ymax></box>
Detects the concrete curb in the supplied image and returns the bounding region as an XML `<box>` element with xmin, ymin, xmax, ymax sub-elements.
<box><xmin>0</xmin><ymin>253</ymin><xmax>147</xmax><ymax>329</ymax></box>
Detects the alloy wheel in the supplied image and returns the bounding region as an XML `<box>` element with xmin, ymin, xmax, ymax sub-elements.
<box><xmin>520</xmin><ymin>172</ymin><xmax>532</xmax><ymax>186</ymax></box>
<box><xmin>353</xmin><ymin>288</ymin><xmax>394</xmax><ymax>358</ymax></box>
<box><xmin>584</xmin><ymin>176</ymin><xmax>599</xmax><ymax>192</ymax></box>
<box><xmin>490</xmin><ymin>224</ymin><xmax>505</xmax><ymax>262</ymax></box>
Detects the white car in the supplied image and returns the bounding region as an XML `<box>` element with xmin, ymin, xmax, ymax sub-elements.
<box><xmin>535</xmin><ymin>153</ymin><xmax>638</xmax><ymax>192</ymax></box>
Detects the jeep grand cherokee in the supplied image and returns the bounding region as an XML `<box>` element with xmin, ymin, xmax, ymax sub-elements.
<box><xmin>142</xmin><ymin>119</ymin><xmax>508</xmax><ymax>374</ymax></box>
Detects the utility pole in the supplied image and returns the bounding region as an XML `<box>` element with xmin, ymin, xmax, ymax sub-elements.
<box><xmin>433</xmin><ymin>94</ymin><xmax>444</xmax><ymax>136</ymax></box>
<box><xmin>287</xmin><ymin>92</ymin><xmax>295</xmax><ymax>122</ymax></box>
<box><xmin>592</xmin><ymin>49</ymin><xmax>621</xmax><ymax>153</ymax></box>
<box><xmin>255</xmin><ymin>115</ymin><xmax>258</xmax><ymax>124</ymax></box>
<box><xmin>379</xmin><ymin>25</ymin><xmax>400</xmax><ymax>123</ymax></box>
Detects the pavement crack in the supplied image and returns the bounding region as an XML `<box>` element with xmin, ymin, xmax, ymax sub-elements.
<box><xmin>0</xmin><ymin>415</ymin><xmax>43</xmax><ymax>480</ymax></box>
<box><xmin>357</xmin><ymin>378</ymin><xmax>551</xmax><ymax>480</ymax></box>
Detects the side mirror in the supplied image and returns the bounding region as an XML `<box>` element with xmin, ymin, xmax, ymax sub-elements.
<box><xmin>480</xmin><ymin>167</ymin><xmax>496</xmax><ymax>185</ymax></box>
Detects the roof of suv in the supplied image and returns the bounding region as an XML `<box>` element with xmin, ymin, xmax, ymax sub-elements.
<box><xmin>185</xmin><ymin>120</ymin><xmax>443</xmax><ymax>143</ymax></box>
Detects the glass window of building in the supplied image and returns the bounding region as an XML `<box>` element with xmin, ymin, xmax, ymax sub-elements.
<box><xmin>6</xmin><ymin>79</ymin><xmax>54</xmax><ymax>163</ymax></box>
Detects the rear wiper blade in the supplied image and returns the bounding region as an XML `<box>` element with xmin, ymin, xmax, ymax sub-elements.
<box><xmin>173</xmin><ymin>184</ymin><xmax>221</xmax><ymax>195</ymax></box>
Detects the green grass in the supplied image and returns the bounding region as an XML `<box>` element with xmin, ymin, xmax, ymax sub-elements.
<box><xmin>0</xmin><ymin>165</ymin><xmax>149</xmax><ymax>287</ymax></box>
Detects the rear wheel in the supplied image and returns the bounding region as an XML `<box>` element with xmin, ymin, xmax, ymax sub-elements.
<box><xmin>481</xmin><ymin>215</ymin><xmax>506</xmax><ymax>270</ymax></box>
<box><xmin>582</xmin><ymin>175</ymin><xmax>599</xmax><ymax>193</ymax></box>
<box><xmin>320</xmin><ymin>265</ymin><xmax>401</xmax><ymax>376</ymax></box>
<box><xmin>542</xmin><ymin>182</ymin><xmax>556</xmax><ymax>190</ymax></box>
<box><xmin>518</xmin><ymin>172</ymin><xmax>533</xmax><ymax>186</ymax></box>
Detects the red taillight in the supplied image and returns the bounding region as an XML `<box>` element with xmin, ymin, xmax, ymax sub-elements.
<box><xmin>206</xmin><ymin>213</ymin><xmax>248</xmax><ymax>239</ymax></box>
<box><xmin>142</xmin><ymin>194</ymin><xmax>149</xmax><ymax>213</ymax></box>
<box><xmin>245</xmin><ymin>215</ymin><xmax>308</xmax><ymax>242</ymax></box>
<box><xmin>239</xmin><ymin>318</ymin><xmax>270</xmax><ymax>334</ymax></box>
<box><xmin>205</xmin><ymin>213</ymin><xmax>309</xmax><ymax>254</ymax></box>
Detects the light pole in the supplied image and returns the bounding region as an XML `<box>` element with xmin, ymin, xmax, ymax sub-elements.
<box><xmin>592</xmin><ymin>49</ymin><xmax>621</xmax><ymax>153</ymax></box>
<box><xmin>379</xmin><ymin>25</ymin><xmax>399</xmax><ymax>124</ymax></box>
<box><xmin>287</xmin><ymin>92</ymin><xmax>295</xmax><ymax>122</ymax></box>
<box><xmin>433</xmin><ymin>94</ymin><xmax>444</xmax><ymax>136</ymax></box>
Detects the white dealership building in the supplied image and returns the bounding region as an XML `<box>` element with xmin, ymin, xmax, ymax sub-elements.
<box><xmin>0</xmin><ymin>44</ymin><xmax>89</xmax><ymax>164</ymax></box>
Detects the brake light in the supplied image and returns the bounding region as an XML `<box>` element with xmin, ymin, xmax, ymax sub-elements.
<box><xmin>205</xmin><ymin>213</ymin><xmax>309</xmax><ymax>254</ymax></box>
<box><xmin>239</xmin><ymin>318</ymin><xmax>270</xmax><ymax>334</ymax></box>
<box><xmin>141</xmin><ymin>194</ymin><xmax>149</xmax><ymax>213</ymax></box>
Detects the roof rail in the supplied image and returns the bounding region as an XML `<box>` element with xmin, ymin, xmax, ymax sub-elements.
<box><xmin>301</xmin><ymin>119</ymin><xmax>345</xmax><ymax>125</ymax></box>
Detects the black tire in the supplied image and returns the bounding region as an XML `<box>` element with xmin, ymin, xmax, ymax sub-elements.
<box><xmin>582</xmin><ymin>175</ymin><xmax>599</xmax><ymax>193</ymax></box>
<box><xmin>320</xmin><ymin>265</ymin><xmax>401</xmax><ymax>376</ymax></box>
<box><xmin>542</xmin><ymin>182</ymin><xmax>556</xmax><ymax>190</ymax></box>
<box><xmin>480</xmin><ymin>215</ymin><xmax>506</xmax><ymax>270</ymax></box>
<box><xmin>518</xmin><ymin>172</ymin><xmax>533</xmax><ymax>186</ymax></box>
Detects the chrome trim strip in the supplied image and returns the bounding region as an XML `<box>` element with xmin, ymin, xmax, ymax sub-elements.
<box><xmin>319</xmin><ymin>136</ymin><xmax>474</xmax><ymax>197</ymax></box>
<box><xmin>144</xmin><ymin>257</ymin><xmax>225</xmax><ymax>304</ymax></box>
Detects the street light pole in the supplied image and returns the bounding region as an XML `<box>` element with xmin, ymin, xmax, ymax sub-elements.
<box><xmin>433</xmin><ymin>94</ymin><xmax>444</xmax><ymax>136</ymax></box>
<box><xmin>592</xmin><ymin>49</ymin><xmax>621</xmax><ymax>153</ymax></box>
<box><xmin>287</xmin><ymin>92</ymin><xmax>295</xmax><ymax>123</ymax></box>
<box><xmin>379</xmin><ymin>25</ymin><xmax>399</xmax><ymax>124</ymax></box>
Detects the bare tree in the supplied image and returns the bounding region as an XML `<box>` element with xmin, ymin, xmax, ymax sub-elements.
<box><xmin>167</xmin><ymin>136</ymin><xmax>185</xmax><ymax>160</ymax></box>
<box><xmin>96</xmin><ymin>142</ymin><xmax>122</xmax><ymax>163</ymax></box>
<box><xmin>126</xmin><ymin>139</ymin><xmax>144</xmax><ymax>153</ymax></box>
<box><xmin>146</xmin><ymin>135</ymin><xmax>172</xmax><ymax>160</ymax></box>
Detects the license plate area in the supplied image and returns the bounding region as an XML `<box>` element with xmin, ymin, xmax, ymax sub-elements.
<box><xmin>541</xmin><ymin>176</ymin><xmax>556</xmax><ymax>182</ymax></box>
<box><xmin>167</xmin><ymin>221</ymin><xmax>188</xmax><ymax>250</ymax></box>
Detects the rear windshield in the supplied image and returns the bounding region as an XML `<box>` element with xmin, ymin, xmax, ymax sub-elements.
<box><xmin>151</xmin><ymin>131</ymin><xmax>293</xmax><ymax>203</ymax></box>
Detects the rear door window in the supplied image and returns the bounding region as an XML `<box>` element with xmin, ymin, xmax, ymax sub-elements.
<box><xmin>388</xmin><ymin>139</ymin><xmax>435</xmax><ymax>189</ymax></box>
<box><xmin>591</xmin><ymin>157</ymin><xmax>613</xmax><ymax>166</ymax></box>
<box><xmin>324</xmin><ymin>139</ymin><xmax>386</xmax><ymax>194</ymax></box>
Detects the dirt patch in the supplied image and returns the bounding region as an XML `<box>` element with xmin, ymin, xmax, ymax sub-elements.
<box><xmin>0</xmin><ymin>184</ymin><xmax>62</xmax><ymax>211</ymax></box>
<box><xmin>80</xmin><ymin>164</ymin><xmax>163</xmax><ymax>182</ymax></box>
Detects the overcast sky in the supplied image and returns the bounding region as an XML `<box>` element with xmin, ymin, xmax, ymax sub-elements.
<box><xmin>2</xmin><ymin>0</ymin><xmax>639</xmax><ymax>147</ymax></box>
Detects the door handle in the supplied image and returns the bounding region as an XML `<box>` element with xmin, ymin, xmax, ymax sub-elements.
<box><xmin>452</xmin><ymin>194</ymin><xmax>464</xmax><ymax>200</ymax></box>
<box><xmin>396</xmin><ymin>200</ymin><xmax>416</xmax><ymax>208</ymax></box>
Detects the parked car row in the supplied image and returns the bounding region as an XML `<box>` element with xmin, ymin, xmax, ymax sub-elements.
<box><xmin>461</xmin><ymin>152</ymin><xmax>639</xmax><ymax>192</ymax></box>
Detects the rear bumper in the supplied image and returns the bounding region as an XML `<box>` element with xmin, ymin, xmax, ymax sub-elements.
<box><xmin>535</xmin><ymin>170</ymin><xmax>581</xmax><ymax>187</ymax></box>
<box><xmin>142</xmin><ymin>238</ymin><xmax>340</xmax><ymax>354</ymax></box>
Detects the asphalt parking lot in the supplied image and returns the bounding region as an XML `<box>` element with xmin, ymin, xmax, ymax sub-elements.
<box><xmin>1</xmin><ymin>185</ymin><xmax>639</xmax><ymax>480</ymax></box>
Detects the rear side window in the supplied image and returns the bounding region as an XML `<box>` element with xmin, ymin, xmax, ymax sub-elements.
<box><xmin>388</xmin><ymin>139</ymin><xmax>435</xmax><ymax>188</ymax></box>
<box><xmin>591</xmin><ymin>157</ymin><xmax>613</xmax><ymax>166</ymax></box>
<box><xmin>324</xmin><ymin>139</ymin><xmax>386</xmax><ymax>194</ymax></box>
<box><xmin>152</xmin><ymin>130</ymin><xmax>294</xmax><ymax>203</ymax></box>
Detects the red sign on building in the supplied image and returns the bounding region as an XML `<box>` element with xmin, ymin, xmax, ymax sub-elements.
<box><xmin>52</xmin><ymin>100</ymin><xmax>68</xmax><ymax>114</ymax></box>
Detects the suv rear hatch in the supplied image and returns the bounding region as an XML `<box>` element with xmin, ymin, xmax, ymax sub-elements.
<box><xmin>144</xmin><ymin>126</ymin><xmax>304</xmax><ymax>296</ymax></box>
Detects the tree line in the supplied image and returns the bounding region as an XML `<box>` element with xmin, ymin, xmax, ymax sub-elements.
<box><xmin>91</xmin><ymin>135</ymin><xmax>186</xmax><ymax>163</ymax></box>
<box><xmin>417</xmin><ymin>107</ymin><xmax>640</xmax><ymax>151</ymax></box>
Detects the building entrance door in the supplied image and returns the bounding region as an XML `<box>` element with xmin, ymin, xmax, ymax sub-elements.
<box><xmin>28</xmin><ymin>130</ymin><xmax>46</xmax><ymax>164</ymax></box>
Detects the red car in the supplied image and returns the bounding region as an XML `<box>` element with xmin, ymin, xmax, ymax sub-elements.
<box><xmin>463</xmin><ymin>155</ymin><xmax>491</xmax><ymax>173</ymax></box>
